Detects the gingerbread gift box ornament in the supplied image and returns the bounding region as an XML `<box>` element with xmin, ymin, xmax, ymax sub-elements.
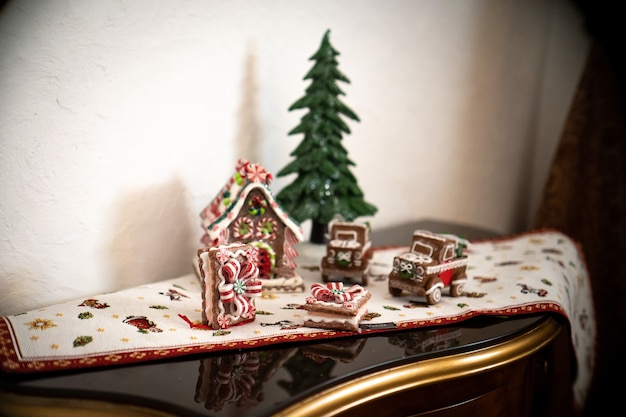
<box><xmin>302</xmin><ymin>281</ymin><xmax>371</xmax><ymax>332</ymax></box>
<box><xmin>198</xmin><ymin>243</ymin><xmax>263</xmax><ymax>329</ymax></box>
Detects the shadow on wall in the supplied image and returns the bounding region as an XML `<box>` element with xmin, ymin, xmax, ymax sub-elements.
<box><xmin>108</xmin><ymin>177</ymin><xmax>197</xmax><ymax>291</ymax></box>
<box><xmin>235</xmin><ymin>41</ymin><xmax>261</xmax><ymax>164</ymax></box>
<box><xmin>450</xmin><ymin>2</ymin><xmax>552</xmax><ymax>233</ymax></box>
<box><xmin>107</xmin><ymin>43</ymin><xmax>262</xmax><ymax>292</ymax></box>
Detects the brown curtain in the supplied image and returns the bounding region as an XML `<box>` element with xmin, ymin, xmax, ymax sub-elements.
<box><xmin>533</xmin><ymin>40</ymin><xmax>626</xmax><ymax>416</ymax></box>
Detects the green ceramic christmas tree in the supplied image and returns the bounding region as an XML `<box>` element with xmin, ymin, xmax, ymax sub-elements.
<box><xmin>276</xmin><ymin>29</ymin><xmax>377</xmax><ymax>244</ymax></box>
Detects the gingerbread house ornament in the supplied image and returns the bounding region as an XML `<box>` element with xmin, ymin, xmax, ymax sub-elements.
<box><xmin>199</xmin><ymin>160</ymin><xmax>305</xmax><ymax>292</ymax></box>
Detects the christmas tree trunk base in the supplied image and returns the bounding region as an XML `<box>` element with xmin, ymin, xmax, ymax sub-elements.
<box><xmin>309</xmin><ymin>221</ymin><xmax>328</xmax><ymax>244</ymax></box>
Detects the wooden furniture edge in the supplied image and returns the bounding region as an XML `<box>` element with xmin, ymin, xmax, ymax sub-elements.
<box><xmin>272</xmin><ymin>315</ymin><xmax>563</xmax><ymax>417</ymax></box>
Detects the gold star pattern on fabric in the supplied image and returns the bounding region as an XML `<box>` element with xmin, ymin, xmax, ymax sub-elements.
<box><xmin>26</xmin><ymin>318</ymin><xmax>56</xmax><ymax>331</ymax></box>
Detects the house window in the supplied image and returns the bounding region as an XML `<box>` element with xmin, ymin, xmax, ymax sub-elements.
<box><xmin>247</xmin><ymin>195</ymin><xmax>267</xmax><ymax>216</ymax></box>
<box><xmin>256</xmin><ymin>217</ymin><xmax>277</xmax><ymax>240</ymax></box>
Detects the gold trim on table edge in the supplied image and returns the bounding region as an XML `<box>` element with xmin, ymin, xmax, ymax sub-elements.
<box><xmin>273</xmin><ymin>315</ymin><xmax>563</xmax><ymax>417</ymax></box>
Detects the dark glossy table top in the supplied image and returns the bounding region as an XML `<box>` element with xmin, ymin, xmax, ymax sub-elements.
<box><xmin>0</xmin><ymin>219</ymin><xmax>550</xmax><ymax>417</ymax></box>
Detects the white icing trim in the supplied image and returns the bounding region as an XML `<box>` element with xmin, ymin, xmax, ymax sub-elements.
<box><xmin>305</xmin><ymin>305</ymin><xmax>369</xmax><ymax>327</ymax></box>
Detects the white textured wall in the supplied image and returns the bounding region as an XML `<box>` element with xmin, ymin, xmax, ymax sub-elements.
<box><xmin>0</xmin><ymin>0</ymin><xmax>589</xmax><ymax>315</ymax></box>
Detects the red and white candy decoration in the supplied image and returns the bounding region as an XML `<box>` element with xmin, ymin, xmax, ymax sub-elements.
<box><xmin>216</xmin><ymin>250</ymin><xmax>263</xmax><ymax>328</ymax></box>
<box><xmin>307</xmin><ymin>282</ymin><xmax>367</xmax><ymax>309</ymax></box>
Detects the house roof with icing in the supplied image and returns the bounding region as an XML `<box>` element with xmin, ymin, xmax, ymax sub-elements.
<box><xmin>200</xmin><ymin>159</ymin><xmax>304</xmax><ymax>243</ymax></box>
